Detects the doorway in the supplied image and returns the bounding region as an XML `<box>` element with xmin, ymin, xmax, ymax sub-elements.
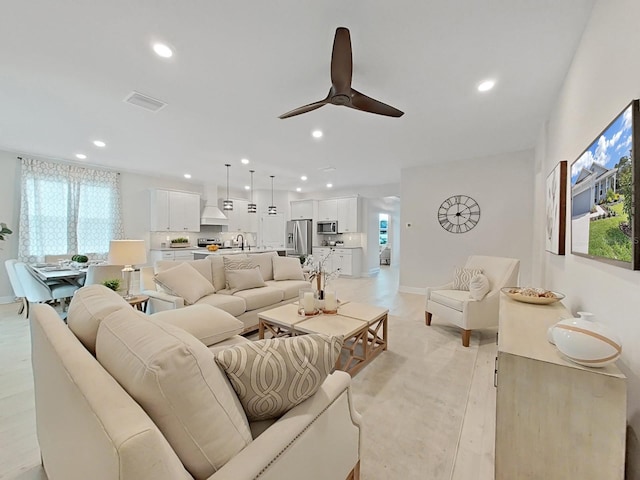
<box><xmin>379</xmin><ymin>213</ymin><xmax>390</xmax><ymax>265</ymax></box>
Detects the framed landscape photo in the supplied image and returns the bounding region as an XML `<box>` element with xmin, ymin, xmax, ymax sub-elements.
<box><xmin>546</xmin><ymin>160</ymin><xmax>567</xmax><ymax>255</ymax></box>
<box><xmin>570</xmin><ymin>99</ymin><xmax>640</xmax><ymax>270</ymax></box>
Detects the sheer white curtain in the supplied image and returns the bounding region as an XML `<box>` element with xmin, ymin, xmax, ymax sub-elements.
<box><xmin>18</xmin><ymin>158</ymin><xmax>124</xmax><ymax>263</ymax></box>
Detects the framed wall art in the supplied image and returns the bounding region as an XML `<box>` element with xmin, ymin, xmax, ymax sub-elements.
<box><xmin>546</xmin><ymin>161</ymin><xmax>567</xmax><ymax>255</ymax></box>
<box><xmin>570</xmin><ymin>99</ymin><xmax>640</xmax><ymax>270</ymax></box>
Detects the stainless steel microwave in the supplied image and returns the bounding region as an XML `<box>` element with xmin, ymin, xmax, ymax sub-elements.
<box><xmin>317</xmin><ymin>221</ymin><xmax>338</xmax><ymax>234</ymax></box>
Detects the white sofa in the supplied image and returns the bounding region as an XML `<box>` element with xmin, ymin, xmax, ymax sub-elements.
<box><xmin>140</xmin><ymin>251</ymin><xmax>310</xmax><ymax>333</ymax></box>
<box><xmin>31</xmin><ymin>285</ymin><xmax>362</xmax><ymax>480</ymax></box>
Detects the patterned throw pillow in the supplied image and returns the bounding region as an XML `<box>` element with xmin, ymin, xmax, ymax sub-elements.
<box><xmin>215</xmin><ymin>334</ymin><xmax>344</xmax><ymax>421</ymax></box>
<box><xmin>452</xmin><ymin>267</ymin><xmax>483</xmax><ymax>291</ymax></box>
<box><xmin>222</xmin><ymin>256</ymin><xmax>256</xmax><ymax>289</ymax></box>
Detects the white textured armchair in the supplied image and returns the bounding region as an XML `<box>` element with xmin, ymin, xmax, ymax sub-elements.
<box><xmin>425</xmin><ymin>255</ymin><xmax>520</xmax><ymax>347</ymax></box>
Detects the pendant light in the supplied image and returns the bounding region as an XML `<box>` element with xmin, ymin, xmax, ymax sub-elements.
<box><xmin>248</xmin><ymin>170</ymin><xmax>257</xmax><ymax>213</ymax></box>
<box><xmin>223</xmin><ymin>164</ymin><xmax>233</xmax><ymax>211</ymax></box>
<box><xmin>268</xmin><ymin>175</ymin><xmax>277</xmax><ymax>215</ymax></box>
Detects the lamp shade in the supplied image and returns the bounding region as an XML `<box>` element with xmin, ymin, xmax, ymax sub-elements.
<box><xmin>108</xmin><ymin>240</ymin><xmax>147</xmax><ymax>266</ymax></box>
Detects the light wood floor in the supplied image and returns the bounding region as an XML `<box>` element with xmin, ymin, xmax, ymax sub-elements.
<box><xmin>0</xmin><ymin>266</ymin><xmax>497</xmax><ymax>480</ymax></box>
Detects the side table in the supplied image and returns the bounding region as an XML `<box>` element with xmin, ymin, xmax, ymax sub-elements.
<box><xmin>126</xmin><ymin>295</ymin><xmax>149</xmax><ymax>312</ymax></box>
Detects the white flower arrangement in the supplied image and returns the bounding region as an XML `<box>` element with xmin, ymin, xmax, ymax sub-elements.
<box><xmin>303</xmin><ymin>248</ymin><xmax>341</xmax><ymax>292</ymax></box>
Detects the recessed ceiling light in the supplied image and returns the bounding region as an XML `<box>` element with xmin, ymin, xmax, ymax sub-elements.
<box><xmin>326</xmin><ymin>183</ymin><xmax>333</xmax><ymax>188</ymax></box>
<box><xmin>153</xmin><ymin>43</ymin><xmax>173</xmax><ymax>58</ymax></box>
<box><xmin>75</xmin><ymin>154</ymin><xmax>87</xmax><ymax>160</ymax></box>
<box><xmin>312</xmin><ymin>130</ymin><xmax>323</xmax><ymax>138</ymax></box>
<box><xmin>477</xmin><ymin>80</ymin><xmax>495</xmax><ymax>92</ymax></box>
<box><xmin>296</xmin><ymin>187</ymin><xmax>302</xmax><ymax>192</ymax></box>
<box><xmin>184</xmin><ymin>174</ymin><xmax>191</xmax><ymax>179</ymax></box>
<box><xmin>93</xmin><ymin>140</ymin><xmax>106</xmax><ymax>148</ymax></box>
<box><xmin>241</xmin><ymin>158</ymin><xmax>249</xmax><ymax>165</ymax></box>
<box><xmin>244</xmin><ymin>185</ymin><xmax>250</xmax><ymax>190</ymax></box>
<box><xmin>301</xmin><ymin>175</ymin><xmax>308</xmax><ymax>181</ymax></box>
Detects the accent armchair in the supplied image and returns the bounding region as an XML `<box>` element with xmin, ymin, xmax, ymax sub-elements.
<box><xmin>425</xmin><ymin>255</ymin><xmax>520</xmax><ymax>347</ymax></box>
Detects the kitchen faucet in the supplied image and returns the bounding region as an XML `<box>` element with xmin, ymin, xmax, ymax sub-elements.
<box><xmin>236</xmin><ymin>233</ymin><xmax>245</xmax><ymax>251</ymax></box>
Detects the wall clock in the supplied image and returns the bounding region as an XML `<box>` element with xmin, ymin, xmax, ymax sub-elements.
<box><xmin>438</xmin><ymin>195</ymin><xmax>481</xmax><ymax>233</ymax></box>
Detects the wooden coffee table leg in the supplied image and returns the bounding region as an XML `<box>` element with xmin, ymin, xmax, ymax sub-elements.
<box><xmin>258</xmin><ymin>319</ymin><xmax>265</xmax><ymax>339</ymax></box>
<box><xmin>382</xmin><ymin>314</ymin><xmax>388</xmax><ymax>351</ymax></box>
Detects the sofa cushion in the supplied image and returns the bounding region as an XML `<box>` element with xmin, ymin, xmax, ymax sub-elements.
<box><xmin>233</xmin><ymin>286</ymin><xmax>284</xmax><ymax>311</ymax></box>
<box><xmin>225</xmin><ymin>266</ymin><xmax>266</xmax><ymax>294</ymax></box>
<box><xmin>154</xmin><ymin>262</ymin><xmax>215</xmax><ymax>305</ymax></box>
<box><xmin>96</xmin><ymin>309</ymin><xmax>252</xmax><ymax>480</ymax></box>
<box><xmin>452</xmin><ymin>267</ymin><xmax>483</xmax><ymax>291</ymax></box>
<box><xmin>151</xmin><ymin>304</ymin><xmax>244</xmax><ymax>346</ymax></box>
<box><xmin>67</xmin><ymin>284</ymin><xmax>130</xmax><ymax>354</ymax></box>
<box><xmin>156</xmin><ymin>259</ymin><xmax>214</xmax><ymax>285</ymax></box>
<box><xmin>469</xmin><ymin>273</ymin><xmax>490</xmax><ymax>301</ymax></box>
<box><xmin>248</xmin><ymin>252</ymin><xmax>278</xmax><ymax>281</ymax></box>
<box><xmin>430</xmin><ymin>289</ymin><xmax>470</xmax><ymax>312</ymax></box>
<box><xmin>209</xmin><ymin>256</ymin><xmax>227</xmax><ymax>291</ymax></box>
<box><xmin>265</xmin><ymin>279</ymin><xmax>311</xmax><ymax>300</ymax></box>
<box><xmin>215</xmin><ymin>334</ymin><xmax>343</xmax><ymax>421</ymax></box>
<box><xmin>272</xmin><ymin>256</ymin><xmax>305</xmax><ymax>281</ymax></box>
<box><xmin>195</xmin><ymin>293</ymin><xmax>247</xmax><ymax>317</ymax></box>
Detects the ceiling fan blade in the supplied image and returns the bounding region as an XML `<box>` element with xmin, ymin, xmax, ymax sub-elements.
<box><xmin>350</xmin><ymin>89</ymin><xmax>404</xmax><ymax>117</ymax></box>
<box><xmin>330</xmin><ymin>27</ymin><xmax>352</xmax><ymax>92</ymax></box>
<box><xmin>278</xmin><ymin>98</ymin><xmax>329</xmax><ymax>119</ymax></box>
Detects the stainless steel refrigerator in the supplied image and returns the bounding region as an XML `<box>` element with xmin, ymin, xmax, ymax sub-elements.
<box><xmin>286</xmin><ymin>219</ymin><xmax>312</xmax><ymax>256</ymax></box>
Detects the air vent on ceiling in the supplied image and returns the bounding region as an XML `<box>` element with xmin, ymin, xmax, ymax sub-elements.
<box><xmin>124</xmin><ymin>91</ymin><xmax>167</xmax><ymax>112</ymax></box>
<box><xmin>318</xmin><ymin>166</ymin><xmax>336</xmax><ymax>173</ymax></box>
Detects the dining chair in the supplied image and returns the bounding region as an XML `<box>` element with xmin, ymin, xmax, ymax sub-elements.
<box><xmin>4</xmin><ymin>259</ymin><xmax>27</xmax><ymax>315</ymax></box>
<box><xmin>13</xmin><ymin>262</ymin><xmax>79</xmax><ymax>318</ymax></box>
<box><xmin>84</xmin><ymin>264</ymin><xmax>127</xmax><ymax>294</ymax></box>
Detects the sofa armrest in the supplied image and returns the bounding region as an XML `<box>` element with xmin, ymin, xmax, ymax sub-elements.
<box><xmin>139</xmin><ymin>266</ymin><xmax>157</xmax><ymax>292</ymax></box>
<box><xmin>142</xmin><ymin>290</ymin><xmax>185</xmax><ymax>313</ymax></box>
<box><xmin>209</xmin><ymin>371</ymin><xmax>361</xmax><ymax>480</ymax></box>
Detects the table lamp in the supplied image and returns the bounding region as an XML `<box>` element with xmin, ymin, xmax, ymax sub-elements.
<box><xmin>108</xmin><ymin>240</ymin><xmax>147</xmax><ymax>299</ymax></box>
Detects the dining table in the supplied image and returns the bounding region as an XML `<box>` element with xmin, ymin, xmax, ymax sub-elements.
<box><xmin>30</xmin><ymin>264</ymin><xmax>88</xmax><ymax>287</ymax></box>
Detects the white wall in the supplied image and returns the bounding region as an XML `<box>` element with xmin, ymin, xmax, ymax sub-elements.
<box><xmin>399</xmin><ymin>149</ymin><xmax>535</xmax><ymax>292</ymax></box>
<box><xmin>534</xmin><ymin>1</ymin><xmax>640</xmax><ymax>475</ymax></box>
<box><xmin>0</xmin><ymin>151</ymin><xmax>21</xmax><ymax>301</ymax></box>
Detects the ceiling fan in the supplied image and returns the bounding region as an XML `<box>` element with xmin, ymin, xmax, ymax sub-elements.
<box><xmin>278</xmin><ymin>27</ymin><xmax>404</xmax><ymax>119</ymax></box>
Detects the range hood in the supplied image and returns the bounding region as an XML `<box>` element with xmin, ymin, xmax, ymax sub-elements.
<box><xmin>200</xmin><ymin>184</ymin><xmax>228</xmax><ymax>225</ymax></box>
<box><xmin>200</xmin><ymin>204</ymin><xmax>228</xmax><ymax>225</ymax></box>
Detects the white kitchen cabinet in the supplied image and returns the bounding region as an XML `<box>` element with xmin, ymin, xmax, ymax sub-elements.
<box><xmin>337</xmin><ymin>197</ymin><xmax>359</xmax><ymax>233</ymax></box>
<box><xmin>149</xmin><ymin>249</ymin><xmax>195</xmax><ymax>264</ymax></box>
<box><xmin>317</xmin><ymin>199</ymin><xmax>338</xmax><ymax>221</ymax></box>
<box><xmin>290</xmin><ymin>200</ymin><xmax>314</xmax><ymax>220</ymax></box>
<box><xmin>222</xmin><ymin>198</ymin><xmax>259</xmax><ymax>233</ymax></box>
<box><xmin>312</xmin><ymin>247</ymin><xmax>361</xmax><ymax>278</ymax></box>
<box><xmin>495</xmin><ymin>297</ymin><xmax>626</xmax><ymax>479</ymax></box>
<box><xmin>150</xmin><ymin>189</ymin><xmax>200</xmax><ymax>232</ymax></box>
<box><xmin>260</xmin><ymin>213</ymin><xmax>286</xmax><ymax>249</ymax></box>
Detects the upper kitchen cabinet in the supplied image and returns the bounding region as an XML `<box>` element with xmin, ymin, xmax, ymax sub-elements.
<box><xmin>290</xmin><ymin>200</ymin><xmax>314</xmax><ymax>220</ymax></box>
<box><xmin>222</xmin><ymin>198</ymin><xmax>259</xmax><ymax>233</ymax></box>
<box><xmin>150</xmin><ymin>189</ymin><xmax>201</xmax><ymax>232</ymax></box>
<box><xmin>317</xmin><ymin>199</ymin><xmax>338</xmax><ymax>221</ymax></box>
<box><xmin>337</xmin><ymin>196</ymin><xmax>360</xmax><ymax>233</ymax></box>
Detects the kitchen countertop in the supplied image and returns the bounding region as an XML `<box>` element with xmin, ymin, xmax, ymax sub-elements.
<box><xmin>312</xmin><ymin>245</ymin><xmax>362</xmax><ymax>249</ymax></box>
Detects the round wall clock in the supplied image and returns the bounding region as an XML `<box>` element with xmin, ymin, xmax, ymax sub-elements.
<box><xmin>438</xmin><ymin>195</ymin><xmax>481</xmax><ymax>233</ymax></box>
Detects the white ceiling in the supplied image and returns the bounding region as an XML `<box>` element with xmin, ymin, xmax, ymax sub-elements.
<box><xmin>0</xmin><ymin>1</ymin><xmax>594</xmax><ymax>193</ymax></box>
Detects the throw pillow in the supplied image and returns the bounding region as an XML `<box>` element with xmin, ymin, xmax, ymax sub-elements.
<box><xmin>222</xmin><ymin>255</ymin><xmax>256</xmax><ymax>289</ymax></box>
<box><xmin>469</xmin><ymin>273</ymin><xmax>491</xmax><ymax>300</ymax></box>
<box><xmin>96</xmin><ymin>309</ymin><xmax>252</xmax><ymax>480</ymax></box>
<box><xmin>225</xmin><ymin>266</ymin><xmax>266</xmax><ymax>294</ymax></box>
<box><xmin>215</xmin><ymin>334</ymin><xmax>344</xmax><ymax>421</ymax></box>
<box><xmin>452</xmin><ymin>267</ymin><xmax>483</xmax><ymax>291</ymax></box>
<box><xmin>154</xmin><ymin>262</ymin><xmax>215</xmax><ymax>305</ymax></box>
<box><xmin>272</xmin><ymin>255</ymin><xmax>305</xmax><ymax>281</ymax></box>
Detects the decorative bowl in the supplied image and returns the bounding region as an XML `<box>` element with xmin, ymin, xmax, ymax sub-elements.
<box><xmin>500</xmin><ymin>287</ymin><xmax>565</xmax><ymax>305</ymax></box>
<box><xmin>551</xmin><ymin>314</ymin><xmax>622</xmax><ymax>367</ymax></box>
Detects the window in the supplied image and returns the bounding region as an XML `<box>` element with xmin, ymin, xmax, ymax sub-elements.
<box><xmin>19</xmin><ymin>158</ymin><xmax>123</xmax><ymax>263</ymax></box>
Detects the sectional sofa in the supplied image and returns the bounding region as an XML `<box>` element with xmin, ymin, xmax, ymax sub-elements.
<box><xmin>31</xmin><ymin>285</ymin><xmax>362</xmax><ymax>480</ymax></box>
<box><xmin>140</xmin><ymin>251</ymin><xmax>311</xmax><ymax>333</ymax></box>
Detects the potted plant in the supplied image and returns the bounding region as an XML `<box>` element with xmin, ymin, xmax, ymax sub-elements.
<box><xmin>170</xmin><ymin>237</ymin><xmax>190</xmax><ymax>247</ymax></box>
<box><xmin>0</xmin><ymin>222</ymin><xmax>12</xmax><ymax>241</ymax></box>
<box><xmin>102</xmin><ymin>278</ymin><xmax>121</xmax><ymax>292</ymax></box>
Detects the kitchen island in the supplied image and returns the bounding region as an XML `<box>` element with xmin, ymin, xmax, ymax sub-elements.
<box><xmin>192</xmin><ymin>247</ymin><xmax>286</xmax><ymax>260</ymax></box>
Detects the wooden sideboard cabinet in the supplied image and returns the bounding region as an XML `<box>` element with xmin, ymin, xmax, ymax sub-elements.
<box><xmin>495</xmin><ymin>296</ymin><xmax>626</xmax><ymax>480</ymax></box>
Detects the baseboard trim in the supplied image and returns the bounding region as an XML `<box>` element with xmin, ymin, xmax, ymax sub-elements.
<box><xmin>398</xmin><ymin>285</ymin><xmax>427</xmax><ymax>295</ymax></box>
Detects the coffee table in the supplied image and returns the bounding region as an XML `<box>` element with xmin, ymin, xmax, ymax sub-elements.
<box><xmin>258</xmin><ymin>301</ymin><xmax>388</xmax><ymax>376</ymax></box>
